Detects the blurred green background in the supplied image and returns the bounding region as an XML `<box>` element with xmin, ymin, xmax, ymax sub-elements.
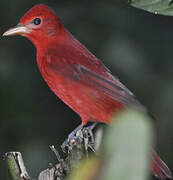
<box><xmin>1</xmin><ymin>0</ymin><xmax>173</xmax><ymax>179</ymax></box>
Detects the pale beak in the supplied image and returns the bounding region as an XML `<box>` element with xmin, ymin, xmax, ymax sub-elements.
<box><xmin>2</xmin><ymin>24</ymin><xmax>30</xmax><ymax>36</ymax></box>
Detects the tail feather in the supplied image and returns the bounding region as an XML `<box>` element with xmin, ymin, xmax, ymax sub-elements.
<box><xmin>152</xmin><ymin>150</ymin><xmax>172</xmax><ymax>179</ymax></box>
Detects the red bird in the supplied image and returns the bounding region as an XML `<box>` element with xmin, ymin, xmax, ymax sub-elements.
<box><xmin>3</xmin><ymin>4</ymin><xmax>172</xmax><ymax>179</ymax></box>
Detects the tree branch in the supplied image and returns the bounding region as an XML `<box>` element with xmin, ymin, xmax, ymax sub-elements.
<box><xmin>4</xmin><ymin>124</ymin><xmax>104</xmax><ymax>180</ymax></box>
<box><xmin>4</xmin><ymin>152</ymin><xmax>31</xmax><ymax>180</ymax></box>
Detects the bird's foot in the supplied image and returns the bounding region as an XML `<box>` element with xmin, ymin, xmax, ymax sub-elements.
<box><xmin>61</xmin><ymin>123</ymin><xmax>98</xmax><ymax>153</ymax></box>
<box><xmin>61</xmin><ymin>124</ymin><xmax>83</xmax><ymax>152</ymax></box>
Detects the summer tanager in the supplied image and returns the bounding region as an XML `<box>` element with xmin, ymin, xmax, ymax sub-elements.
<box><xmin>3</xmin><ymin>4</ymin><xmax>172</xmax><ymax>179</ymax></box>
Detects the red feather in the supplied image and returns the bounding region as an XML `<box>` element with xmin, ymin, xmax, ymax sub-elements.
<box><xmin>152</xmin><ymin>150</ymin><xmax>172</xmax><ymax>179</ymax></box>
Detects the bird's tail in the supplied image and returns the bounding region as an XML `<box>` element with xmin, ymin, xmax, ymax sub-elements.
<box><xmin>152</xmin><ymin>149</ymin><xmax>172</xmax><ymax>179</ymax></box>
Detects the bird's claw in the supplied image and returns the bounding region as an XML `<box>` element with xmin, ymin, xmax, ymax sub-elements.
<box><xmin>61</xmin><ymin>124</ymin><xmax>83</xmax><ymax>152</ymax></box>
<box><xmin>61</xmin><ymin>135</ymin><xmax>83</xmax><ymax>153</ymax></box>
<box><xmin>61</xmin><ymin>123</ymin><xmax>98</xmax><ymax>154</ymax></box>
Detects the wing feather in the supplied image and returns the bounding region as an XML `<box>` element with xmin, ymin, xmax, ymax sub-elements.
<box><xmin>46</xmin><ymin>49</ymin><xmax>146</xmax><ymax>111</ymax></box>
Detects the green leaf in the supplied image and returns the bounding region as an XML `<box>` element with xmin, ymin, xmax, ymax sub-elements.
<box><xmin>101</xmin><ymin>109</ymin><xmax>153</xmax><ymax>180</ymax></box>
<box><xmin>130</xmin><ymin>0</ymin><xmax>173</xmax><ymax>16</ymax></box>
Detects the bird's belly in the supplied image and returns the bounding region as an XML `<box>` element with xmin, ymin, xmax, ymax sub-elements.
<box><xmin>45</xmin><ymin>75</ymin><xmax>124</xmax><ymax>125</ymax></box>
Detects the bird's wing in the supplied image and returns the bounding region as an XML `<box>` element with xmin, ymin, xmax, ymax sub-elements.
<box><xmin>49</xmin><ymin>58</ymin><xmax>145</xmax><ymax>110</ymax></box>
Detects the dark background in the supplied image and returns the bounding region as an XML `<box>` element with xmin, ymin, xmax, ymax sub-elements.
<box><xmin>1</xmin><ymin>0</ymin><xmax>173</xmax><ymax>179</ymax></box>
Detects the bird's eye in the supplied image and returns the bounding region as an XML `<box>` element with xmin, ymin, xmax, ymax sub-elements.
<box><xmin>33</xmin><ymin>18</ymin><xmax>42</xmax><ymax>25</ymax></box>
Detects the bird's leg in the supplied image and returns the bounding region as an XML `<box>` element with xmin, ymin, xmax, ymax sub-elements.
<box><xmin>83</xmin><ymin>122</ymin><xmax>98</xmax><ymax>153</ymax></box>
<box><xmin>83</xmin><ymin>123</ymin><xmax>98</xmax><ymax>146</ymax></box>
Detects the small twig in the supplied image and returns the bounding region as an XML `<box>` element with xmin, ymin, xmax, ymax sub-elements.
<box><xmin>49</xmin><ymin>145</ymin><xmax>69</xmax><ymax>176</ymax></box>
<box><xmin>50</xmin><ymin>145</ymin><xmax>62</xmax><ymax>163</ymax></box>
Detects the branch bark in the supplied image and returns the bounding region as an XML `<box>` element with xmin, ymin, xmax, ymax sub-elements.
<box><xmin>4</xmin><ymin>152</ymin><xmax>31</xmax><ymax>180</ymax></box>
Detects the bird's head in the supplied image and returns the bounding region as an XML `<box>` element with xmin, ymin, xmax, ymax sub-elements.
<box><xmin>3</xmin><ymin>4</ymin><xmax>65</xmax><ymax>48</ymax></box>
